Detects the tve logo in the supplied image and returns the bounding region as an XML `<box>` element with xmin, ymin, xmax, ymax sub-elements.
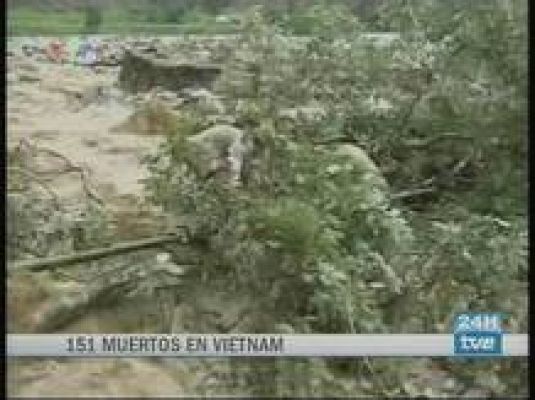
<box><xmin>453</xmin><ymin>313</ymin><xmax>503</xmax><ymax>356</ymax></box>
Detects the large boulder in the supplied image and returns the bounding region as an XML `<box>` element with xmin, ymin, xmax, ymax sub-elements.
<box><xmin>186</xmin><ymin>124</ymin><xmax>248</xmax><ymax>187</ymax></box>
<box><xmin>118</xmin><ymin>50</ymin><xmax>222</xmax><ymax>94</ymax></box>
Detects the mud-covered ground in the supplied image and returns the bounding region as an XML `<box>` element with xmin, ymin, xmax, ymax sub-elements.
<box><xmin>7</xmin><ymin>37</ymin><xmax>202</xmax><ymax>397</ymax></box>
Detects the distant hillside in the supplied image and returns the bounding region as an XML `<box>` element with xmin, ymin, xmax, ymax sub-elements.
<box><xmin>7</xmin><ymin>0</ymin><xmax>387</xmax><ymax>36</ymax></box>
<box><xmin>8</xmin><ymin>0</ymin><xmax>384</xmax><ymax>15</ymax></box>
<box><xmin>8</xmin><ymin>0</ymin><xmax>136</xmax><ymax>11</ymax></box>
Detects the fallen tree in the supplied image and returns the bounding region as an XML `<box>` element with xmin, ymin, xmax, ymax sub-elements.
<box><xmin>7</xmin><ymin>232</ymin><xmax>193</xmax><ymax>273</ymax></box>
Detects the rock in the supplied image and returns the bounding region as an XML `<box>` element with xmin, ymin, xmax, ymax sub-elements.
<box><xmin>118</xmin><ymin>50</ymin><xmax>222</xmax><ymax>93</ymax></box>
<box><xmin>186</xmin><ymin>124</ymin><xmax>248</xmax><ymax>187</ymax></box>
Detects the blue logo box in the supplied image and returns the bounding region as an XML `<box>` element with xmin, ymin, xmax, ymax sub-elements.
<box><xmin>453</xmin><ymin>313</ymin><xmax>504</xmax><ymax>356</ymax></box>
<box><xmin>454</xmin><ymin>332</ymin><xmax>503</xmax><ymax>355</ymax></box>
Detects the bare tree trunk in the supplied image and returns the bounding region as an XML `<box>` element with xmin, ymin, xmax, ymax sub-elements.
<box><xmin>8</xmin><ymin>234</ymin><xmax>193</xmax><ymax>272</ymax></box>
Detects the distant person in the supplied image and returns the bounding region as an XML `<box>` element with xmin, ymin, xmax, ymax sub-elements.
<box><xmin>45</xmin><ymin>39</ymin><xmax>68</xmax><ymax>63</ymax></box>
<box><xmin>77</xmin><ymin>38</ymin><xmax>100</xmax><ymax>66</ymax></box>
<box><xmin>77</xmin><ymin>37</ymin><xmax>91</xmax><ymax>64</ymax></box>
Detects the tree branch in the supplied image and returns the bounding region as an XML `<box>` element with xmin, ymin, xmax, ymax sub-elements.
<box><xmin>15</xmin><ymin>138</ymin><xmax>104</xmax><ymax>205</ymax></box>
<box><xmin>8</xmin><ymin>234</ymin><xmax>195</xmax><ymax>273</ymax></box>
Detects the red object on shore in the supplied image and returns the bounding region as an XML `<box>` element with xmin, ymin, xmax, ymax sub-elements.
<box><xmin>46</xmin><ymin>40</ymin><xmax>69</xmax><ymax>63</ymax></box>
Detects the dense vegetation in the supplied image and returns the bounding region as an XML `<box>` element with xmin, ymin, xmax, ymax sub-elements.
<box><xmin>140</xmin><ymin>1</ymin><xmax>528</xmax><ymax>396</ymax></box>
<box><xmin>144</xmin><ymin>0</ymin><xmax>527</xmax><ymax>331</ymax></box>
<box><xmin>7</xmin><ymin>0</ymin><xmax>527</xmax><ymax>397</ymax></box>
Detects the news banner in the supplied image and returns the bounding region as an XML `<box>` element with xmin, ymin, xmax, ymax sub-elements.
<box><xmin>6</xmin><ymin>313</ymin><xmax>528</xmax><ymax>357</ymax></box>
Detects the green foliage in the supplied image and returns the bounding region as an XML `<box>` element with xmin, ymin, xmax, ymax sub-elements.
<box><xmin>251</xmin><ymin>198</ymin><xmax>322</xmax><ymax>258</ymax></box>
<box><xmin>143</xmin><ymin>2</ymin><xmax>526</xmax><ymax>395</ymax></box>
<box><xmin>145</xmin><ymin>6</ymin><xmax>412</xmax><ymax>336</ymax></box>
